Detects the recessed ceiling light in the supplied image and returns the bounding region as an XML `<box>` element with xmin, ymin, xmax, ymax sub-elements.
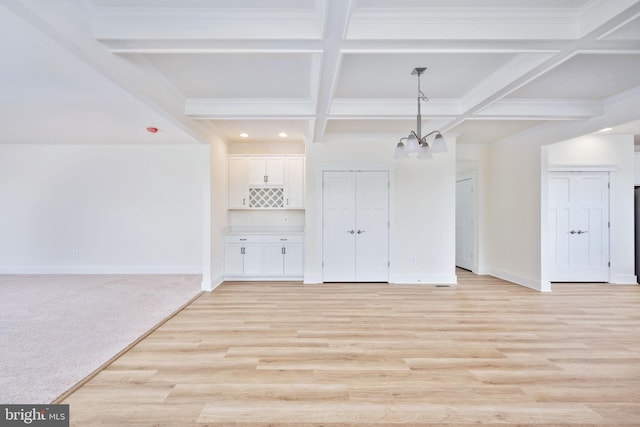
<box><xmin>598</xmin><ymin>127</ymin><xmax>613</xmax><ymax>133</ymax></box>
<box><xmin>239</xmin><ymin>132</ymin><xmax>249</xmax><ymax>138</ymax></box>
<box><xmin>278</xmin><ymin>132</ymin><xmax>288</xmax><ymax>138</ymax></box>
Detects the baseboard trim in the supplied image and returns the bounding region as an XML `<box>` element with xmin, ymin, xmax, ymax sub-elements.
<box><xmin>303</xmin><ymin>274</ymin><xmax>323</xmax><ymax>284</ymax></box>
<box><xmin>609</xmin><ymin>274</ymin><xmax>638</xmax><ymax>285</ymax></box>
<box><xmin>224</xmin><ymin>275</ymin><xmax>304</xmax><ymax>282</ymax></box>
<box><xmin>0</xmin><ymin>266</ymin><xmax>203</xmax><ymax>274</ymax></box>
<box><xmin>489</xmin><ymin>268</ymin><xmax>550</xmax><ymax>292</ymax></box>
<box><xmin>201</xmin><ymin>275</ymin><xmax>224</xmax><ymax>292</ymax></box>
<box><xmin>476</xmin><ymin>266</ymin><xmax>490</xmax><ymax>275</ymax></box>
<box><xmin>391</xmin><ymin>274</ymin><xmax>458</xmax><ymax>285</ymax></box>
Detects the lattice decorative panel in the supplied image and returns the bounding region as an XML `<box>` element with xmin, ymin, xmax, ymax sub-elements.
<box><xmin>249</xmin><ymin>187</ymin><xmax>284</xmax><ymax>208</ymax></box>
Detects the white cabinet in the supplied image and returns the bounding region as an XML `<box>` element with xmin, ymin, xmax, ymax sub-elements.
<box><xmin>228</xmin><ymin>155</ymin><xmax>304</xmax><ymax>209</ymax></box>
<box><xmin>224</xmin><ymin>233</ymin><xmax>304</xmax><ymax>280</ymax></box>
<box><xmin>228</xmin><ymin>157</ymin><xmax>248</xmax><ymax>209</ymax></box>
<box><xmin>283</xmin><ymin>241</ymin><xmax>303</xmax><ymax>276</ymax></box>
<box><xmin>247</xmin><ymin>157</ymin><xmax>284</xmax><ymax>186</ymax></box>
<box><xmin>263</xmin><ymin>235</ymin><xmax>304</xmax><ymax>277</ymax></box>
<box><xmin>285</xmin><ymin>157</ymin><xmax>304</xmax><ymax>209</ymax></box>
<box><xmin>224</xmin><ymin>236</ymin><xmax>263</xmax><ymax>277</ymax></box>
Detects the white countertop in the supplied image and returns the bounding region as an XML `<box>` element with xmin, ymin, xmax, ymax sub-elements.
<box><xmin>224</xmin><ymin>226</ymin><xmax>305</xmax><ymax>235</ymax></box>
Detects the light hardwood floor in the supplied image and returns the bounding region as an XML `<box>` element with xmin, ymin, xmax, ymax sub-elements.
<box><xmin>62</xmin><ymin>270</ymin><xmax>640</xmax><ymax>426</ymax></box>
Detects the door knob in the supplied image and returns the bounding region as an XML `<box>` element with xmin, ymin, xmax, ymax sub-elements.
<box><xmin>347</xmin><ymin>230</ymin><xmax>355</xmax><ymax>234</ymax></box>
<box><xmin>357</xmin><ymin>230</ymin><xmax>365</xmax><ymax>234</ymax></box>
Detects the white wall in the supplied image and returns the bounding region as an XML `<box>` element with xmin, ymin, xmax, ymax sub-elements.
<box><xmin>202</xmin><ymin>136</ymin><xmax>229</xmax><ymax>290</ymax></box>
<box><xmin>486</xmin><ymin>137</ymin><xmax>546</xmax><ymax>290</ymax></box>
<box><xmin>304</xmin><ymin>138</ymin><xmax>457</xmax><ymax>284</ymax></box>
<box><xmin>545</xmin><ymin>134</ymin><xmax>636</xmax><ymax>284</ymax></box>
<box><xmin>0</xmin><ymin>144</ymin><xmax>207</xmax><ymax>273</ymax></box>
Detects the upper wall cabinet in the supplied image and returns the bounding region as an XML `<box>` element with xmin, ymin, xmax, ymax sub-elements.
<box><xmin>228</xmin><ymin>155</ymin><xmax>304</xmax><ymax>210</ymax></box>
<box><xmin>247</xmin><ymin>158</ymin><xmax>284</xmax><ymax>186</ymax></box>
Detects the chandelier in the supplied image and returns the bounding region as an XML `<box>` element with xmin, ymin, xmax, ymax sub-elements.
<box><xmin>394</xmin><ymin>67</ymin><xmax>447</xmax><ymax>159</ymax></box>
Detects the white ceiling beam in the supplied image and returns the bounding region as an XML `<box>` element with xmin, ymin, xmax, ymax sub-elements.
<box><xmin>186</xmin><ymin>99</ymin><xmax>315</xmax><ymax>119</ymax></box>
<box><xmin>476</xmin><ymin>99</ymin><xmax>604</xmax><ymax>120</ymax></box>
<box><xmin>105</xmin><ymin>38</ymin><xmax>640</xmax><ymax>55</ymax></box>
<box><xmin>460</xmin><ymin>53</ymin><xmax>557</xmax><ymax>113</ymax></box>
<box><xmin>103</xmin><ymin>39</ymin><xmax>325</xmax><ymax>54</ymax></box>
<box><xmin>580</xmin><ymin>0</ymin><xmax>640</xmax><ymax>38</ymax></box>
<box><xmin>312</xmin><ymin>0</ymin><xmax>355</xmax><ymax>143</ymax></box>
<box><xmin>330</xmin><ymin>99</ymin><xmax>460</xmax><ymax>117</ymax></box>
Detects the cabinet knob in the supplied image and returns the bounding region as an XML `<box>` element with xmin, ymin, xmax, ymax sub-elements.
<box><xmin>357</xmin><ymin>230</ymin><xmax>365</xmax><ymax>234</ymax></box>
<box><xmin>347</xmin><ymin>230</ymin><xmax>355</xmax><ymax>234</ymax></box>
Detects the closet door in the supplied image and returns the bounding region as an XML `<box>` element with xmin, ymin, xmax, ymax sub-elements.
<box><xmin>322</xmin><ymin>172</ymin><xmax>356</xmax><ymax>282</ymax></box>
<box><xmin>355</xmin><ymin>172</ymin><xmax>389</xmax><ymax>282</ymax></box>
<box><xmin>322</xmin><ymin>171</ymin><xmax>389</xmax><ymax>282</ymax></box>
<box><xmin>548</xmin><ymin>172</ymin><xmax>609</xmax><ymax>282</ymax></box>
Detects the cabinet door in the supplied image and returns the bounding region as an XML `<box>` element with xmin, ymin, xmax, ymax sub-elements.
<box><xmin>247</xmin><ymin>158</ymin><xmax>267</xmax><ymax>186</ymax></box>
<box><xmin>283</xmin><ymin>243</ymin><xmax>303</xmax><ymax>276</ymax></box>
<box><xmin>285</xmin><ymin>157</ymin><xmax>304</xmax><ymax>208</ymax></box>
<box><xmin>224</xmin><ymin>244</ymin><xmax>244</xmax><ymax>276</ymax></box>
<box><xmin>242</xmin><ymin>243</ymin><xmax>263</xmax><ymax>276</ymax></box>
<box><xmin>263</xmin><ymin>243</ymin><xmax>284</xmax><ymax>275</ymax></box>
<box><xmin>265</xmin><ymin>158</ymin><xmax>285</xmax><ymax>185</ymax></box>
<box><xmin>229</xmin><ymin>158</ymin><xmax>248</xmax><ymax>208</ymax></box>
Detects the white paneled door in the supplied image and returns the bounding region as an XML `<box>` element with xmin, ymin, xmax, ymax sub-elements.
<box><xmin>548</xmin><ymin>172</ymin><xmax>610</xmax><ymax>282</ymax></box>
<box><xmin>455</xmin><ymin>177</ymin><xmax>475</xmax><ymax>271</ymax></box>
<box><xmin>323</xmin><ymin>171</ymin><xmax>389</xmax><ymax>282</ymax></box>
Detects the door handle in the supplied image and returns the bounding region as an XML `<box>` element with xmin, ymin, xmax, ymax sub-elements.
<box><xmin>347</xmin><ymin>230</ymin><xmax>355</xmax><ymax>234</ymax></box>
<box><xmin>576</xmin><ymin>230</ymin><xmax>588</xmax><ymax>234</ymax></box>
<box><xmin>357</xmin><ymin>230</ymin><xmax>365</xmax><ymax>234</ymax></box>
<box><xmin>569</xmin><ymin>230</ymin><xmax>576</xmax><ymax>234</ymax></box>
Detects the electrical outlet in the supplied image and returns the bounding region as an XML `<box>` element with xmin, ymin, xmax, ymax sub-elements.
<box><xmin>411</xmin><ymin>255</ymin><xmax>417</xmax><ymax>263</ymax></box>
<box><xmin>284</xmin><ymin>216</ymin><xmax>288</xmax><ymax>223</ymax></box>
<box><xmin>72</xmin><ymin>249</ymin><xmax>79</xmax><ymax>258</ymax></box>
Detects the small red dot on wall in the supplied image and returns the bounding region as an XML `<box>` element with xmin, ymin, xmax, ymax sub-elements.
<box><xmin>146</xmin><ymin>127</ymin><xmax>158</xmax><ymax>133</ymax></box>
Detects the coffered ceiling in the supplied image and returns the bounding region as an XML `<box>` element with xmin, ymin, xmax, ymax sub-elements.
<box><xmin>2</xmin><ymin>0</ymin><xmax>640</xmax><ymax>146</ymax></box>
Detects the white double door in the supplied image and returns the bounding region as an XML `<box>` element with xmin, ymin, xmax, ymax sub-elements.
<box><xmin>548</xmin><ymin>171</ymin><xmax>610</xmax><ymax>282</ymax></box>
<box><xmin>323</xmin><ymin>171</ymin><xmax>389</xmax><ymax>282</ymax></box>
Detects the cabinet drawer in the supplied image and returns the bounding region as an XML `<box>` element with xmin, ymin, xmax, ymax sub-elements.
<box><xmin>224</xmin><ymin>235</ymin><xmax>263</xmax><ymax>244</ymax></box>
<box><xmin>263</xmin><ymin>235</ymin><xmax>304</xmax><ymax>244</ymax></box>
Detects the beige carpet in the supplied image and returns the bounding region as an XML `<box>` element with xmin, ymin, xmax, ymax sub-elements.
<box><xmin>0</xmin><ymin>274</ymin><xmax>201</xmax><ymax>403</ymax></box>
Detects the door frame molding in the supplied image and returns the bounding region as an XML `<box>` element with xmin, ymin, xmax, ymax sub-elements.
<box><xmin>316</xmin><ymin>162</ymin><xmax>395</xmax><ymax>283</ymax></box>
<box><xmin>542</xmin><ymin>163</ymin><xmax>617</xmax><ymax>290</ymax></box>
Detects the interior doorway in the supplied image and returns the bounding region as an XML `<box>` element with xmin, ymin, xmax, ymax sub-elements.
<box><xmin>455</xmin><ymin>176</ymin><xmax>476</xmax><ymax>271</ymax></box>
